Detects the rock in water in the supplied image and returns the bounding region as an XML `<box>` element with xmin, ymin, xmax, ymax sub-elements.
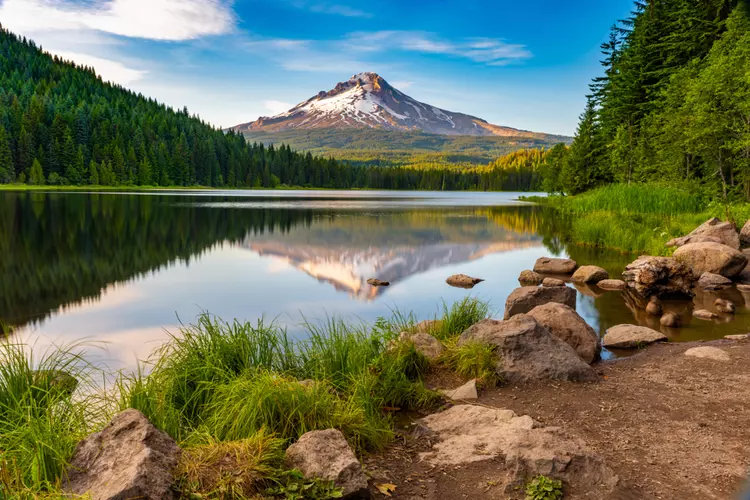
<box><xmin>504</xmin><ymin>285</ymin><xmax>576</xmax><ymax>319</ymax></box>
<box><xmin>622</xmin><ymin>256</ymin><xmax>695</xmax><ymax>298</ymax></box>
<box><xmin>597</xmin><ymin>279</ymin><xmax>626</xmax><ymax>291</ymax></box>
<box><xmin>458</xmin><ymin>316</ymin><xmax>598</xmax><ymax>383</ymax></box>
<box><xmin>518</xmin><ymin>269</ymin><xmax>544</xmax><ymax>285</ymax></box>
<box><xmin>446</xmin><ymin>274</ymin><xmax>484</xmax><ymax>289</ymax></box>
<box><xmin>715</xmin><ymin>298</ymin><xmax>736</xmax><ymax>314</ymax></box>
<box><xmin>542</xmin><ymin>277</ymin><xmax>565</xmax><ymax>287</ymax></box>
<box><xmin>684</xmin><ymin>346</ymin><xmax>730</xmax><ymax>362</ymax></box>
<box><xmin>571</xmin><ymin>265</ymin><xmax>609</xmax><ymax>284</ymax></box>
<box><xmin>533</xmin><ymin>257</ymin><xmax>578</xmax><ymax>274</ymax></box>
<box><xmin>440</xmin><ymin>379</ymin><xmax>478</xmax><ymax>400</ymax></box>
<box><xmin>697</xmin><ymin>272</ymin><xmax>733</xmax><ymax>290</ymax></box>
<box><xmin>418</xmin><ymin>405</ymin><xmax>618</xmax><ymax>495</ymax></box>
<box><xmin>673</xmin><ymin>242</ymin><xmax>747</xmax><ymax>278</ymax></box>
<box><xmin>526</xmin><ymin>303</ymin><xmax>601</xmax><ymax>364</ymax></box>
<box><xmin>367</xmin><ymin>278</ymin><xmax>390</xmax><ymax>287</ymax></box>
<box><xmin>666</xmin><ymin>218</ymin><xmax>740</xmax><ymax>249</ymax></box>
<box><xmin>285</xmin><ymin>429</ymin><xmax>367</xmax><ymax>498</ymax></box>
<box><xmin>602</xmin><ymin>325</ymin><xmax>667</xmax><ymax>349</ymax></box>
<box><xmin>660</xmin><ymin>312</ymin><xmax>681</xmax><ymax>328</ymax></box>
<box><xmin>64</xmin><ymin>409</ymin><xmax>181</xmax><ymax>500</ymax></box>
<box><xmin>693</xmin><ymin>309</ymin><xmax>718</xmax><ymax>321</ymax></box>
<box><xmin>646</xmin><ymin>296</ymin><xmax>663</xmax><ymax>316</ymax></box>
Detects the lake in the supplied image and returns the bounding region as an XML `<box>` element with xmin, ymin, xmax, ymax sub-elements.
<box><xmin>2</xmin><ymin>189</ymin><xmax>748</xmax><ymax>371</ymax></box>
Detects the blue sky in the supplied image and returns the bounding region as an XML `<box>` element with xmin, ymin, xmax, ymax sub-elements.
<box><xmin>0</xmin><ymin>0</ymin><xmax>633</xmax><ymax>135</ymax></box>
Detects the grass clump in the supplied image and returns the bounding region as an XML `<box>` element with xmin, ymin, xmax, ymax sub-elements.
<box><xmin>429</xmin><ymin>297</ymin><xmax>491</xmax><ymax>341</ymax></box>
<box><xmin>525</xmin><ymin>475</ymin><xmax>563</xmax><ymax>500</ymax></box>
<box><xmin>441</xmin><ymin>341</ymin><xmax>498</xmax><ymax>386</ymax></box>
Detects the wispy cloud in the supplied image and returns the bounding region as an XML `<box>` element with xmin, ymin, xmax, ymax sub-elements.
<box><xmin>264</xmin><ymin>100</ymin><xmax>293</xmax><ymax>115</ymax></box>
<box><xmin>290</xmin><ymin>0</ymin><xmax>372</xmax><ymax>18</ymax></box>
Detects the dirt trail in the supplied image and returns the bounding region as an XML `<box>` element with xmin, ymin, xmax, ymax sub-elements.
<box><xmin>366</xmin><ymin>339</ymin><xmax>750</xmax><ymax>500</ymax></box>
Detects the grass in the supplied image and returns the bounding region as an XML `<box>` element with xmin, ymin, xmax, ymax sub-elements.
<box><xmin>534</xmin><ymin>183</ymin><xmax>750</xmax><ymax>255</ymax></box>
<box><xmin>441</xmin><ymin>341</ymin><xmax>499</xmax><ymax>386</ymax></box>
<box><xmin>2</xmin><ymin>298</ymin><xmax>493</xmax><ymax>498</ymax></box>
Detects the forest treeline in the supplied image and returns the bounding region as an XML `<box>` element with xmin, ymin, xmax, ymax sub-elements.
<box><xmin>0</xmin><ymin>26</ymin><xmax>558</xmax><ymax>192</ymax></box>
<box><xmin>546</xmin><ymin>0</ymin><xmax>750</xmax><ymax>200</ymax></box>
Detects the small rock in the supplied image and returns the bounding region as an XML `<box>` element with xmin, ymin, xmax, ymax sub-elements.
<box><xmin>571</xmin><ymin>265</ymin><xmax>609</xmax><ymax>284</ymax></box>
<box><xmin>646</xmin><ymin>297</ymin><xmax>663</xmax><ymax>317</ymax></box>
<box><xmin>504</xmin><ymin>285</ymin><xmax>576</xmax><ymax>319</ymax></box>
<box><xmin>414</xmin><ymin>319</ymin><xmax>442</xmax><ymax>334</ymax></box>
<box><xmin>542</xmin><ymin>277</ymin><xmax>566</xmax><ymax>287</ymax></box>
<box><xmin>409</xmin><ymin>332</ymin><xmax>445</xmax><ymax>361</ymax></box>
<box><xmin>725</xmin><ymin>334</ymin><xmax>749</xmax><ymax>340</ymax></box>
<box><xmin>738</xmin><ymin>284</ymin><xmax>750</xmax><ymax>292</ymax></box>
<box><xmin>64</xmin><ymin>409</ymin><xmax>181</xmax><ymax>500</ymax></box>
<box><xmin>697</xmin><ymin>272</ymin><xmax>733</xmax><ymax>290</ymax></box>
<box><xmin>367</xmin><ymin>278</ymin><xmax>389</xmax><ymax>287</ymax></box>
<box><xmin>602</xmin><ymin>325</ymin><xmax>667</xmax><ymax>349</ymax></box>
<box><xmin>673</xmin><ymin>242</ymin><xmax>748</xmax><ymax>278</ymax></box>
<box><xmin>285</xmin><ymin>429</ymin><xmax>367</xmax><ymax>498</ymax></box>
<box><xmin>518</xmin><ymin>269</ymin><xmax>544</xmax><ymax>285</ymax></box>
<box><xmin>446</xmin><ymin>274</ymin><xmax>484</xmax><ymax>289</ymax></box>
<box><xmin>440</xmin><ymin>379</ymin><xmax>478</xmax><ymax>400</ymax></box>
<box><xmin>660</xmin><ymin>312</ymin><xmax>681</xmax><ymax>328</ymax></box>
<box><xmin>684</xmin><ymin>346</ymin><xmax>730</xmax><ymax>362</ymax></box>
<box><xmin>597</xmin><ymin>279</ymin><xmax>626</xmax><ymax>291</ymax></box>
<box><xmin>715</xmin><ymin>298</ymin><xmax>736</xmax><ymax>314</ymax></box>
<box><xmin>533</xmin><ymin>257</ymin><xmax>578</xmax><ymax>274</ymax></box>
<box><xmin>693</xmin><ymin>309</ymin><xmax>718</xmax><ymax>321</ymax></box>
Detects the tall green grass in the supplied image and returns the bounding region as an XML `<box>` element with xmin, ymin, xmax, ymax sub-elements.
<box><xmin>556</xmin><ymin>183</ymin><xmax>706</xmax><ymax>215</ymax></box>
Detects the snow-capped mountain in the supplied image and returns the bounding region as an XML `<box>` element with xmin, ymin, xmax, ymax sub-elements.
<box><xmin>233</xmin><ymin>72</ymin><xmax>542</xmax><ymax>137</ymax></box>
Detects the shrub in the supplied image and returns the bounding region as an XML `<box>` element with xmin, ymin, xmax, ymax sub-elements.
<box><xmin>525</xmin><ymin>475</ymin><xmax>563</xmax><ymax>500</ymax></box>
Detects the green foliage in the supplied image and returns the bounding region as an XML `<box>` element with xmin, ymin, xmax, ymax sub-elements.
<box><xmin>525</xmin><ymin>475</ymin><xmax>563</xmax><ymax>500</ymax></box>
<box><xmin>441</xmin><ymin>342</ymin><xmax>498</xmax><ymax>386</ymax></box>
<box><xmin>430</xmin><ymin>297</ymin><xmax>491</xmax><ymax>341</ymax></box>
<box><xmin>266</xmin><ymin>470</ymin><xmax>343</xmax><ymax>500</ymax></box>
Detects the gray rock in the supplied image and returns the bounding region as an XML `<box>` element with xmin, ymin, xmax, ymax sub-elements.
<box><xmin>64</xmin><ymin>409</ymin><xmax>181</xmax><ymax>500</ymax></box>
<box><xmin>673</xmin><ymin>242</ymin><xmax>748</xmax><ymax>278</ymax></box>
<box><xmin>693</xmin><ymin>309</ymin><xmax>718</xmax><ymax>321</ymax></box>
<box><xmin>409</xmin><ymin>332</ymin><xmax>445</xmax><ymax>361</ymax></box>
<box><xmin>697</xmin><ymin>272</ymin><xmax>733</xmax><ymax>290</ymax></box>
<box><xmin>660</xmin><ymin>312</ymin><xmax>681</xmax><ymax>328</ymax></box>
<box><xmin>414</xmin><ymin>319</ymin><xmax>442</xmax><ymax>334</ymax></box>
<box><xmin>602</xmin><ymin>325</ymin><xmax>667</xmax><ymax>349</ymax></box>
<box><xmin>542</xmin><ymin>277</ymin><xmax>565</xmax><ymax>287</ymax></box>
<box><xmin>504</xmin><ymin>285</ymin><xmax>576</xmax><ymax>320</ymax></box>
<box><xmin>666</xmin><ymin>218</ymin><xmax>740</xmax><ymax>249</ymax></box>
<box><xmin>597</xmin><ymin>279</ymin><xmax>626</xmax><ymax>291</ymax></box>
<box><xmin>526</xmin><ymin>303</ymin><xmax>601</xmax><ymax>364</ymax></box>
<box><xmin>715</xmin><ymin>298</ymin><xmax>736</xmax><ymax>314</ymax></box>
<box><xmin>285</xmin><ymin>429</ymin><xmax>367</xmax><ymax>498</ymax></box>
<box><xmin>622</xmin><ymin>256</ymin><xmax>695</xmax><ymax>298</ymax></box>
<box><xmin>446</xmin><ymin>274</ymin><xmax>484</xmax><ymax>289</ymax></box>
<box><xmin>458</xmin><ymin>316</ymin><xmax>598</xmax><ymax>383</ymax></box>
<box><xmin>571</xmin><ymin>265</ymin><xmax>609</xmax><ymax>284</ymax></box>
<box><xmin>533</xmin><ymin>257</ymin><xmax>578</xmax><ymax>274</ymax></box>
<box><xmin>518</xmin><ymin>269</ymin><xmax>544</xmax><ymax>285</ymax></box>
<box><xmin>684</xmin><ymin>346</ymin><xmax>730</xmax><ymax>362</ymax></box>
<box><xmin>440</xmin><ymin>379</ymin><xmax>478</xmax><ymax>400</ymax></box>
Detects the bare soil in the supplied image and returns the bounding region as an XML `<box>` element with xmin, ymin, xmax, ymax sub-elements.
<box><xmin>365</xmin><ymin>338</ymin><xmax>750</xmax><ymax>500</ymax></box>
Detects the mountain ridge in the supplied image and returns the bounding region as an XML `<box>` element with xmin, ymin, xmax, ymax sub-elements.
<box><xmin>232</xmin><ymin>72</ymin><xmax>561</xmax><ymax>140</ymax></box>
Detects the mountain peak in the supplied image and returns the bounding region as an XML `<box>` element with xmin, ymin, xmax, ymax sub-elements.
<box><xmin>233</xmin><ymin>73</ymin><xmax>537</xmax><ymax>137</ymax></box>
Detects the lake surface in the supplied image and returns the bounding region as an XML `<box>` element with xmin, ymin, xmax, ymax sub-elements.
<box><xmin>2</xmin><ymin>189</ymin><xmax>749</xmax><ymax>371</ymax></box>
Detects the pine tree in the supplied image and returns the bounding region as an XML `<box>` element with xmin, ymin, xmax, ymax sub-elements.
<box><xmin>29</xmin><ymin>158</ymin><xmax>44</xmax><ymax>185</ymax></box>
<box><xmin>0</xmin><ymin>126</ymin><xmax>14</xmax><ymax>183</ymax></box>
<box><xmin>89</xmin><ymin>159</ymin><xmax>99</xmax><ymax>185</ymax></box>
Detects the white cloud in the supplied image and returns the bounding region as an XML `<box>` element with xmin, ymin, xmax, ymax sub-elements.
<box><xmin>51</xmin><ymin>50</ymin><xmax>147</xmax><ymax>84</ymax></box>
<box><xmin>264</xmin><ymin>100</ymin><xmax>293</xmax><ymax>115</ymax></box>
<box><xmin>0</xmin><ymin>0</ymin><xmax>236</xmax><ymax>41</ymax></box>
<box><xmin>391</xmin><ymin>81</ymin><xmax>414</xmax><ymax>90</ymax></box>
<box><xmin>289</xmin><ymin>1</ymin><xmax>372</xmax><ymax>18</ymax></box>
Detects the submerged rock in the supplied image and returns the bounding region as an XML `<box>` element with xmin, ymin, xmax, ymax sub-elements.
<box><xmin>660</xmin><ymin>312</ymin><xmax>681</xmax><ymax>328</ymax></box>
<box><xmin>622</xmin><ymin>256</ymin><xmax>695</xmax><ymax>298</ymax></box>
<box><xmin>646</xmin><ymin>297</ymin><xmax>663</xmax><ymax>317</ymax></box>
<box><xmin>715</xmin><ymin>298</ymin><xmax>736</xmax><ymax>314</ymax></box>
<box><xmin>684</xmin><ymin>346</ymin><xmax>730</xmax><ymax>362</ymax></box>
<box><xmin>440</xmin><ymin>379</ymin><xmax>478</xmax><ymax>400</ymax></box>
<box><xmin>526</xmin><ymin>303</ymin><xmax>601</xmax><ymax>364</ymax></box>
<box><xmin>533</xmin><ymin>257</ymin><xmax>578</xmax><ymax>274</ymax></box>
<box><xmin>666</xmin><ymin>218</ymin><xmax>740</xmax><ymax>249</ymax></box>
<box><xmin>367</xmin><ymin>278</ymin><xmax>390</xmax><ymax>287</ymax></box>
<box><xmin>504</xmin><ymin>285</ymin><xmax>576</xmax><ymax>319</ymax></box>
<box><xmin>597</xmin><ymin>279</ymin><xmax>626</xmax><ymax>291</ymax></box>
<box><xmin>697</xmin><ymin>272</ymin><xmax>733</xmax><ymax>291</ymax></box>
<box><xmin>446</xmin><ymin>274</ymin><xmax>484</xmax><ymax>289</ymax></box>
<box><xmin>673</xmin><ymin>242</ymin><xmax>747</xmax><ymax>278</ymax></box>
<box><xmin>285</xmin><ymin>429</ymin><xmax>367</xmax><ymax>498</ymax></box>
<box><xmin>458</xmin><ymin>316</ymin><xmax>597</xmax><ymax>383</ymax></box>
<box><xmin>602</xmin><ymin>325</ymin><xmax>667</xmax><ymax>349</ymax></box>
<box><xmin>571</xmin><ymin>265</ymin><xmax>609</xmax><ymax>284</ymax></box>
<box><xmin>693</xmin><ymin>309</ymin><xmax>718</xmax><ymax>321</ymax></box>
<box><xmin>518</xmin><ymin>269</ymin><xmax>544</xmax><ymax>285</ymax></box>
<box><xmin>64</xmin><ymin>409</ymin><xmax>181</xmax><ymax>500</ymax></box>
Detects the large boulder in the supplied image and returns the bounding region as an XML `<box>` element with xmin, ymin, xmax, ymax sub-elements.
<box><xmin>697</xmin><ymin>272</ymin><xmax>733</xmax><ymax>290</ymax></box>
<box><xmin>571</xmin><ymin>265</ymin><xmax>609</xmax><ymax>284</ymax></box>
<box><xmin>622</xmin><ymin>256</ymin><xmax>695</xmax><ymax>298</ymax></box>
<box><xmin>458</xmin><ymin>316</ymin><xmax>598</xmax><ymax>383</ymax></box>
<box><xmin>418</xmin><ymin>405</ymin><xmax>618</xmax><ymax>495</ymax></box>
<box><xmin>526</xmin><ymin>303</ymin><xmax>601</xmax><ymax>364</ymax></box>
<box><xmin>533</xmin><ymin>257</ymin><xmax>577</xmax><ymax>274</ymax></box>
<box><xmin>673</xmin><ymin>242</ymin><xmax>747</xmax><ymax>278</ymax></box>
<box><xmin>602</xmin><ymin>325</ymin><xmax>667</xmax><ymax>349</ymax></box>
<box><xmin>503</xmin><ymin>286</ymin><xmax>576</xmax><ymax>320</ymax></box>
<box><xmin>741</xmin><ymin>219</ymin><xmax>750</xmax><ymax>247</ymax></box>
<box><xmin>666</xmin><ymin>218</ymin><xmax>740</xmax><ymax>249</ymax></box>
<box><xmin>64</xmin><ymin>409</ymin><xmax>181</xmax><ymax>500</ymax></box>
<box><xmin>285</xmin><ymin>429</ymin><xmax>367</xmax><ymax>498</ymax></box>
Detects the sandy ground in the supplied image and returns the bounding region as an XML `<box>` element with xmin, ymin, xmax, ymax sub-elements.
<box><xmin>365</xmin><ymin>338</ymin><xmax>750</xmax><ymax>500</ymax></box>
